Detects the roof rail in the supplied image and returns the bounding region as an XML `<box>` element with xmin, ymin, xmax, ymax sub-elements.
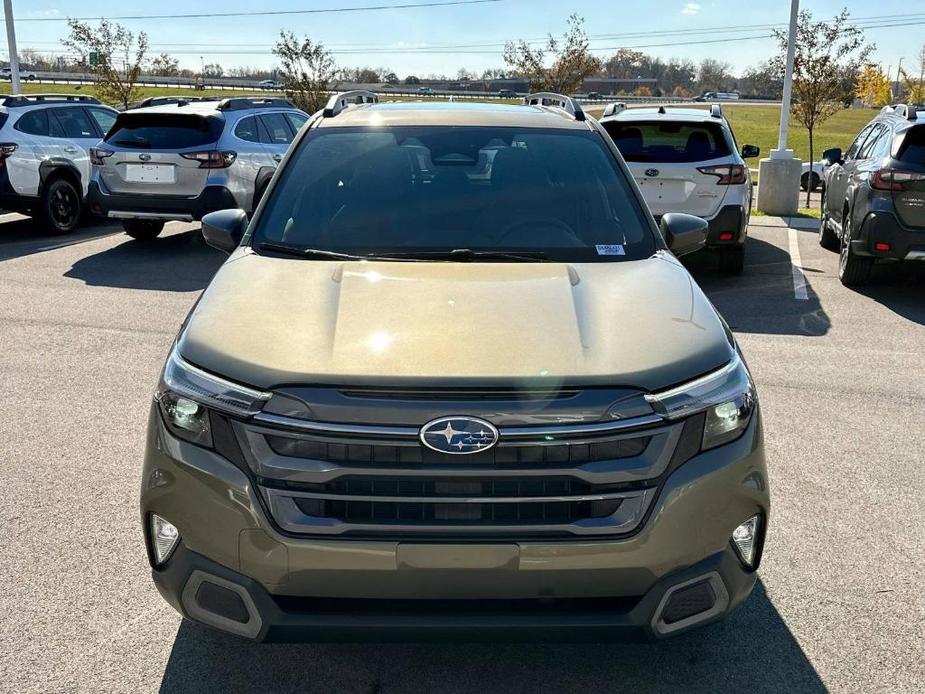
<box><xmin>602</xmin><ymin>102</ymin><xmax>627</xmax><ymax>117</ymax></box>
<box><xmin>710</xmin><ymin>103</ymin><xmax>723</xmax><ymax>118</ymax></box>
<box><xmin>1</xmin><ymin>93</ymin><xmax>101</xmax><ymax>107</ymax></box>
<box><xmin>882</xmin><ymin>103</ymin><xmax>916</xmax><ymax>121</ymax></box>
<box><xmin>216</xmin><ymin>96</ymin><xmax>296</xmax><ymax>111</ymax></box>
<box><xmin>524</xmin><ymin>92</ymin><xmax>586</xmax><ymax>121</ymax></box>
<box><xmin>322</xmin><ymin>90</ymin><xmax>379</xmax><ymax>117</ymax></box>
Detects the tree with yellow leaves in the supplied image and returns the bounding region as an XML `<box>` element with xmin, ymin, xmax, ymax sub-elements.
<box><xmin>855</xmin><ymin>64</ymin><xmax>891</xmax><ymax>107</ymax></box>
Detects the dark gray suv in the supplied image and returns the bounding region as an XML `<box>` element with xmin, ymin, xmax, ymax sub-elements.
<box><xmin>820</xmin><ymin>103</ymin><xmax>925</xmax><ymax>286</ymax></box>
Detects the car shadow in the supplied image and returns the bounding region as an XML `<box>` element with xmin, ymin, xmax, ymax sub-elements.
<box><xmin>64</xmin><ymin>227</ymin><xmax>225</xmax><ymax>292</ymax></box>
<box><xmin>685</xmin><ymin>237</ymin><xmax>831</xmax><ymax>337</ymax></box>
<box><xmin>158</xmin><ymin>580</ymin><xmax>824</xmax><ymax>694</ymax></box>
<box><xmin>854</xmin><ymin>263</ymin><xmax>925</xmax><ymax>326</ymax></box>
<box><xmin>0</xmin><ymin>214</ymin><xmax>123</xmax><ymax>263</ymax></box>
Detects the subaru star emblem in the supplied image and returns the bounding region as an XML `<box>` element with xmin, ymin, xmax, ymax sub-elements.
<box><xmin>645</xmin><ymin>168</ymin><xmax>660</xmax><ymax>177</ymax></box>
<box><xmin>139</xmin><ymin>153</ymin><xmax>152</xmax><ymax>162</ymax></box>
<box><xmin>419</xmin><ymin>416</ymin><xmax>499</xmax><ymax>455</ymax></box>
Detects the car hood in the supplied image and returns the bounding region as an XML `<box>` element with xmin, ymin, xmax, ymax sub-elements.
<box><xmin>178</xmin><ymin>251</ymin><xmax>733</xmax><ymax>392</ymax></box>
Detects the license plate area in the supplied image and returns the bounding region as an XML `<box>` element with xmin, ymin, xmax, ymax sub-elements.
<box><xmin>125</xmin><ymin>164</ymin><xmax>175</xmax><ymax>184</ymax></box>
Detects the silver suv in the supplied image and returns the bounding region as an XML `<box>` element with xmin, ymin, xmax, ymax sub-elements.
<box><xmin>599</xmin><ymin>103</ymin><xmax>760</xmax><ymax>274</ymax></box>
<box><xmin>87</xmin><ymin>96</ymin><xmax>308</xmax><ymax>240</ymax></box>
<box><xmin>0</xmin><ymin>93</ymin><xmax>117</xmax><ymax>233</ymax></box>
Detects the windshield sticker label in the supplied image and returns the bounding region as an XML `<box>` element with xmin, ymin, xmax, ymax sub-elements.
<box><xmin>595</xmin><ymin>244</ymin><xmax>626</xmax><ymax>256</ymax></box>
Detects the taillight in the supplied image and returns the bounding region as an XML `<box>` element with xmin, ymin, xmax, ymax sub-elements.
<box><xmin>180</xmin><ymin>151</ymin><xmax>237</xmax><ymax>169</ymax></box>
<box><xmin>698</xmin><ymin>164</ymin><xmax>747</xmax><ymax>185</ymax></box>
<box><xmin>89</xmin><ymin>147</ymin><xmax>113</xmax><ymax>166</ymax></box>
<box><xmin>0</xmin><ymin>143</ymin><xmax>17</xmax><ymax>167</ymax></box>
<box><xmin>871</xmin><ymin>168</ymin><xmax>925</xmax><ymax>191</ymax></box>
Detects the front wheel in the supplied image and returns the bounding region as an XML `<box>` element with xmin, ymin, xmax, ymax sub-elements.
<box><xmin>38</xmin><ymin>178</ymin><xmax>82</xmax><ymax>235</ymax></box>
<box><xmin>122</xmin><ymin>219</ymin><xmax>165</xmax><ymax>241</ymax></box>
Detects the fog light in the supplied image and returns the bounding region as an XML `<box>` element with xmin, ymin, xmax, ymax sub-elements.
<box><xmin>731</xmin><ymin>515</ymin><xmax>761</xmax><ymax>567</ymax></box>
<box><xmin>151</xmin><ymin>514</ymin><xmax>180</xmax><ymax>565</ymax></box>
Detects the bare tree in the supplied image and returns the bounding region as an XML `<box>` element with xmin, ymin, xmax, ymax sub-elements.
<box><xmin>62</xmin><ymin>19</ymin><xmax>148</xmax><ymax>109</ymax></box>
<box><xmin>503</xmin><ymin>14</ymin><xmax>601</xmax><ymax>95</ymax></box>
<box><xmin>273</xmin><ymin>31</ymin><xmax>337</xmax><ymax>113</ymax></box>
<box><xmin>899</xmin><ymin>45</ymin><xmax>925</xmax><ymax>103</ymax></box>
<box><xmin>771</xmin><ymin>9</ymin><xmax>874</xmax><ymax>206</ymax></box>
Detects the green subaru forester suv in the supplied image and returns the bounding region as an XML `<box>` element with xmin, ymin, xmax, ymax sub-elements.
<box><xmin>142</xmin><ymin>91</ymin><xmax>768</xmax><ymax>641</ymax></box>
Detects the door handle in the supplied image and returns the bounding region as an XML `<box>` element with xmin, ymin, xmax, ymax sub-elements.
<box><xmin>64</xmin><ymin>146</ymin><xmax>79</xmax><ymax>154</ymax></box>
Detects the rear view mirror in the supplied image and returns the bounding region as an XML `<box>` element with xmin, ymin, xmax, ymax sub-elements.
<box><xmin>202</xmin><ymin>209</ymin><xmax>248</xmax><ymax>253</ymax></box>
<box><xmin>822</xmin><ymin>148</ymin><xmax>843</xmax><ymax>165</ymax></box>
<box><xmin>741</xmin><ymin>144</ymin><xmax>760</xmax><ymax>159</ymax></box>
<box><xmin>660</xmin><ymin>213</ymin><xmax>708</xmax><ymax>257</ymax></box>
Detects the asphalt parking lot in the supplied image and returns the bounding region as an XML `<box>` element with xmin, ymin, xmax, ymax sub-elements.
<box><xmin>0</xmin><ymin>213</ymin><xmax>923</xmax><ymax>693</ymax></box>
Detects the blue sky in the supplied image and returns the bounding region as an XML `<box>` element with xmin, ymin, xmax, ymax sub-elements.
<box><xmin>6</xmin><ymin>0</ymin><xmax>924</xmax><ymax>78</ymax></box>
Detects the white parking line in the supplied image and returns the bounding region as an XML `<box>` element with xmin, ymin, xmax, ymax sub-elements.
<box><xmin>788</xmin><ymin>226</ymin><xmax>809</xmax><ymax>300</ymax></box>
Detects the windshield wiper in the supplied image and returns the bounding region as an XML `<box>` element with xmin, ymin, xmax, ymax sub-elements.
<box><xmin>377</xmin><ymin>248</ymin><xmax>551</xmax><ymax>262</ymax></box>
<box><xmin>256</xmin><ymin>242</ymin><xmax>366</xmax><ymax>261</ymax></box>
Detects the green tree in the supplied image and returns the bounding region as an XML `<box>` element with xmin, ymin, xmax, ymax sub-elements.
<box><xmin>771</xmin><ymin>9</ymin><xmax>874</xmax><ymax>206</ymax></box>
<box><xmin>150</xmin><ymin>53</ymin><xmax>179</xmax><ymax>77</ymax></box>
<box><xmin>503</xmin><ymin>14</ymin><xmax>601</xmax><ymax>95</ymax></box>
<box><xmin>273</xmin><ymin>31</ymin><xmax>337</xmax><ymax>113</ymax></box>
<box><xmin>899</xmin><ymin>45</ymin><xmax>925</xmax><ymax>103</ymax></box>
<box><xmin>62</xmin><ymin>19</ymin><xmax>148</xmax><ymax>109</ymax></box>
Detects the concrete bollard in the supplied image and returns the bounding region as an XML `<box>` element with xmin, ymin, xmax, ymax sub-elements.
<box><xmin>756</xmin><ymin>149</ymin><xmax>802</xmax><ymax>216</ymax></box>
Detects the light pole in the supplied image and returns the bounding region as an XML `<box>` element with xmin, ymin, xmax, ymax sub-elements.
<box><xmin>757</xmin><ymin>0</ymin><xmax>802</xmax><ymax>216</ymax></box>
<box><xmin>3</xmin><ymin>0</ymin><xmax>20</xmax><ymax>93</ymax></box>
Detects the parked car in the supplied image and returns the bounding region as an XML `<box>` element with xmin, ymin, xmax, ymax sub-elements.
<box><xmin>87</xmin><ymin>96</ymin><xmax>308</xmax><ymax>240</ymax></box>
<box><xmin>694</xmin><ymin>92</ymin><xmax>740</xmax><ymax>102</ymax></box>
<box><xmin>142</xmin><ymin>90</ymin><xmax>768</xmax><ymax>642</ymax></box>
<box><xmin>819</xmin><ymin>103</ymin><xmax>925</xmax><ymax>286</ymax></box>
<box><xmin>600</xmin><ymin>103</ymin><xmax>760</xmax><ymax>274</ymax></box>
<box><xmin>801</xmin><ymin>160</ymin><xmax>830</xmax><ymax>191</ymax></box>
<box><xmin>0</xmin><ymin>93</ymin><xmax>117</xmax><ymax>233</ymax></box>
<box><xmin>1</xmin><ymin>67</ymin><xmax>37</xmax><ymax>81</ymax></box>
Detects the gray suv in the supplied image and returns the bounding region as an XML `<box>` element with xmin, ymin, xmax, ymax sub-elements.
<box><xmin>820</xmin><ymin>103</ymin><xmax>925</xmax><ymax>285</ymax></box>
<box><xmin>142</xmin><ymin>91</ymin><xmax>768</xmax><ymax>641</ymax></box>
<box><xmin>87</xmin><ymin>96</ymin><xmax>308</xmax><ymax>240</ymax></box>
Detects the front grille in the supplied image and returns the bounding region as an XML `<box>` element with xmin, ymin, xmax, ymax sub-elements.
<box><xmin>265</xmin><ymin>435</ymin><xmax>650</xmax><ymax>467</ymax></box>
<box><xmin>239</xmin><ymin>406</ymin><xmax>684</xmax><ymax>539</ymax></box>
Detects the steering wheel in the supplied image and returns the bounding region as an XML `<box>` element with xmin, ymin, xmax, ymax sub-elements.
<box><xmin>497</xmin><ymin>217</ymin><xmax>584</xmax><ymax>247</ymax></box>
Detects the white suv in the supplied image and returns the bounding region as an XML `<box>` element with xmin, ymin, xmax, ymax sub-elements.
<box><xmin>0</xmin><ymin>93</ymin><xmax>117</xmax><ymax>233</ymax></box>
<box><xmin>599</xmin><ymin>104</ymin><xmax>759</xmax><ymax>274</ymax></box>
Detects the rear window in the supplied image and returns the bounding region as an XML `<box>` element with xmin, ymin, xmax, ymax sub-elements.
<box><xmin>105</xmin><ymin>113</ymin><xmax>223</xmax><ymax>149</ymax></box>
<box><xmin>897</xmin><ymin>125</ymin><xmax>925</xmax><ymax>164</ymax></box>
<box><xmin>603</xmin><ymin>120</ymin><xmax>731</xmax><ymax>163</ymax></box>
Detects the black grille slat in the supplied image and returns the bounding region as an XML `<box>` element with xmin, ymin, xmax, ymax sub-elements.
<box><xmin>294</xmin><ymin>497</ymin><xmax>611</xmax><ymax>525</ymax></box>
<box><xmin>266</xmin><ymin>435</ymin><xmax>649</xmax><ymax>467</ymax></box>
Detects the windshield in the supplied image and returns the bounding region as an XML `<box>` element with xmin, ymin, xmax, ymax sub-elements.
<box><xmin>251</xmin><ymin>126</ymin><xmax>656</xmax><ymax>262</ymax></box>
<box><xmin>602</xmin><ymin>120</ymin><xmax>731</xmax><ymax>163</ymax></box>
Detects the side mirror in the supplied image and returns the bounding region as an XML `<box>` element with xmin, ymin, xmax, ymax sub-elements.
<box><xmin>741</xmin><ymin>144</ymin><xmax>760</xmax><ymax>159</ymax></box>
<box><xmin>202</xmin><ymin>209</ymin><xmax>248</xmax><ymax>253</ymax></box>
<box><xmin>822</xmin><ymin>147</ymin><xmax>843</xmax><ymax>165</ymax></box>
<box><xmin>660</xmin><ymin>213</ymin><xmax>708</xmax><ymax>257</ymax></box>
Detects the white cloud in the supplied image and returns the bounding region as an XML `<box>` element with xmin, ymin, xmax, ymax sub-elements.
<box><xmin>681</xmin><ymin>3</ymin><xmax>701</xmax><ymax>15</ymax></box>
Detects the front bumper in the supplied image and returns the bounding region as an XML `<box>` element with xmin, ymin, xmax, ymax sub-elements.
<box><xmin>141</xmin><ymin>407</ymin><xmax>769</xmax><ymax>642</ymax></box>
<box><xmin>850</xmin><ymin>211</ymin><xmax>925</xmax><ymax>261</ymax></box>
<box><xmin>87</xmin><ymin>179</ymin><xmax>237</xmax><ymax>222</ymax></box>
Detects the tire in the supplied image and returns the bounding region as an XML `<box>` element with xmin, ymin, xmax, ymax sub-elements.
<box><xmin>38</xmin><ymin>177</ymin><xmax>82</xmax><ymax>235</ymax></box>
<box><xmin>719</xmin><ymin>245</ymin><xmax>745</xmax><ymax>275</ymax></box>
<box><xmin>122</xmin><ymin>219</ymin><xmax>165</xmax><ymax>241</ymax></box>
<box><xmin>838</xmin><ymin>210</ymin><xmax>872</xmax><ymax>287</ymax></box>
<box><xmin>818</xmin><ymin>197</ymin><xmax>839</xmax><ymax>251</ymax></box>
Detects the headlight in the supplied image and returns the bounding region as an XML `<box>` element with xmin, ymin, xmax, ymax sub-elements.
<box><xmin>645</xmin><ymin>351</ymin><xmax>756</xmax><ymax>450</ymax></box>
<box><xmin>155</xmin><ymin>344</ymin><xmax>271</xmax><ymax>446</ymax></box>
